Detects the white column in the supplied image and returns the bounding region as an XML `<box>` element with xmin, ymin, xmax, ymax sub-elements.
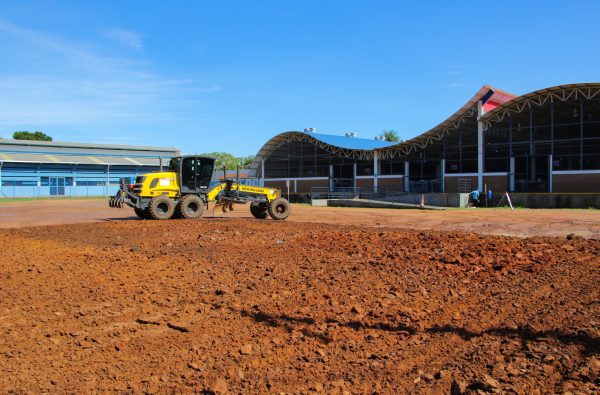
<box><xmin>477</xmin><ymin>100</ymin><xmax>484</xmax><ymax>192</ymax></box>
<box><xmin>440</xmin><ymin>159</ymin><xmax>445</xmax><ymax>193</ymax></box>
<box><xmin>373</xmin><ymin>152</ymin><xmax>379</xmax><ymax>192</ymax></box>
<box><xmin>404</xmin><ymin>161</ymin><xmax>409</xmax><ymax>192</ymax></box>
<box><xmin>353</xmin><ymin>162</ymin><xmax>357</xmax><ymax>189</ymax></box>
<box><xmin>329</xmin><ymin>164</ymin><xmax>333</xmax><ymax>190</ymax></box>
<box><xmin>106</xmin><ymin>164</ymin><xmax>110</xmax><ymax>196</ymax></box>
<box><xmin>509</xmin><ymin>157</ymin><xmax>515</xmax><ymax>192</ymax></box>
<box><xmin>548</xmin><ymin>155</ymin><xmax>553</xmax><ymax>193</ymax></box>
<box><xmin>260</xmin><ymin>159</ymin><xmax>265</xmax><ymax>187</ymax></box>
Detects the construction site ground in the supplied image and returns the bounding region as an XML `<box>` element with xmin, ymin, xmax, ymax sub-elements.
<box><xmin>1</xmin><ymin>198</ymin><xmax>600</xmax><ymax>239</ymax></box>
<box><xmin>0</xmin><ymin>199</ymin><xmax>598</xmax><ymax>393</ymax></box>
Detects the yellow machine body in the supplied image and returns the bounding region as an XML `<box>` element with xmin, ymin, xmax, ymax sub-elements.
<box><xmin>206</xmin><ymin>181</ymin><xmax>280</xmax><ymax>202</ymax></box>
<box><xmin>132</xmin><ymin>171</ymin><xmax>280</xmax><ymax>202</ymax></box>
<box><xmin>110</xmin><ymin>155</ymin><xmax>291</xmax><ymax>221</ymax></box>
<box><xmin>133</xmin><ymin>171</ymin><xmax>180</xmax><ymax>198</ymax></box>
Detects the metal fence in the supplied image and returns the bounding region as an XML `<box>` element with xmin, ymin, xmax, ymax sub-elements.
<box><xmin>310</xmin><ymin>187</ymin><xmax>361</xmax><ymax>199</ymax></box>
<box><xmin>358</xmin><ymin>188</ymin><xmax>410</xmax><ymax>201</ymax></box>
<box><xmin>408</xmin><ymin>180</ymin><xmax>443</xmax><ymax>193</ymax></box>
<box><xmin>310</xmin><ymin>186</ymin><xmax>443</xmax><ymax>207</ymax></box>
<box><xmin>0</xmin><ymin>185</ymin><xmax>119</xmax><ymax>198</ymax></box>
<box><xmin>457</xmin><ymin>178</ymin><xmax>472</xmax><ymax>193</ymax></box>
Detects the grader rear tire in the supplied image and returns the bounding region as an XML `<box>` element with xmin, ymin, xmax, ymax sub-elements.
<box><xmin>250</xmin><ymin>202</ymin><xmax>268</xmax><ymax>219</ymax></box>
<box><xmin>134</xmin><ymin>207</ymin><xmax>150</xmax><ymax>220</ymax></box>
<box><xmin>267</xmin><ymin>198</ymin><xmax>291</xmax><ymax>220</ymax></box>
<box><xmin>178</xmin><ymin>195</ymin><xmax>204</xmax><ymax>219</ymax></box>
<box><xmin>148</xmin><ymin>196</ymin><xmax>175</xmax><ymax>220</ymax></box>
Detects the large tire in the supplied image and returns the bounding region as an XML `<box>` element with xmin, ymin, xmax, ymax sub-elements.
<box><xmin>134</xmin><ymin>207</ymin><xmax>150</xmax><ymax>220</ymax></box>
<box><xmin>109</xmin><ymin>197</ymin><xmax>115</xmax><ymax>208</ymax></box>
<box><xmin>250</xmin><ymin>202</ymin><xmax>268</xmax><ymax>219</ymax></box>
<box><xmin>267</xmin><ymin>198</ymin><xmax>291</xmax><ymax>220</ymax></box>
<box><xmin>178</xmin><ymin>195</ymin><xmax>204</xmax><ymax>219</ymax></box>
<box><xmin>148</xmin><ymin>196</ymin><xmax>175</xmax><ymax>220</ymax></box>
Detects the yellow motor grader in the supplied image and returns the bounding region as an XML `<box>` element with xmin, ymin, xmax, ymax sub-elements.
<box><xmin>108</xmin><ymin>155</ymin><xmax>291</xmax><ymax>220</ymax></box>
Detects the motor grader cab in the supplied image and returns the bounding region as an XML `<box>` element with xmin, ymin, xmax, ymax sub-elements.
<box><xmin>109</xmin><ymin>155</ymin><xmax>291</xmax><ymax>221</ymax></box>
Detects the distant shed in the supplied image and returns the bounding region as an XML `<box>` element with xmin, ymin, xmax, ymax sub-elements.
<box><xmin>0</xmin><ymin>139</ymin><xmax>179</xmax><ymax>197</ymax></box>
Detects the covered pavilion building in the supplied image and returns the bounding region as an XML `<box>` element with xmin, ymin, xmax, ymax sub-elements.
<box><xmin>252</xmin><ymin>83</ymin><xmax>600</xmax><ymax>195</ymax></box>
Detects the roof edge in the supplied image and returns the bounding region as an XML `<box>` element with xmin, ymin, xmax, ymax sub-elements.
<box><xmin>480</xmin><ymin>82</ymin><xmax>600</xmax><ymax>122</ymax></box>
<box><xmin>375</xmin><ymin>85</ymin><xmax>515</xmax><ymax>157</ymax></box>
<box><xmin>0</xmin><ymin>138</ymin><xmax>179</xmax><ymax>153</ymax></box>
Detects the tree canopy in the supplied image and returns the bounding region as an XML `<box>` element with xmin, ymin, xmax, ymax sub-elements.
<box><xmin>201</xmin><ymin>152</ymin><xmax>255</xmax><ymax>170</ymax></box>
<box><xmin>380</xmin><ymin>129</ymin><xmax>400</xmax><ymax>142</ymax></box>
<box><xmin>13</xmin><ymin>131</ymin><xmax>53</xmax><ymax>141</ymax></box>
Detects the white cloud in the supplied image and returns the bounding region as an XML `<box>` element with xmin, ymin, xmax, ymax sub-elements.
<box><xmin>104</xmin><ymin>28</ymin><xmax>143</xmax><ymax>51</ymax></box>
<box><xmin>443</xmin><ymin>65</ymin><xmax>470</xmax><ymax>76</ymax></box>
<box><xmin>0</xmin><ymin>19</ymin><xmax>219</xmax><ymax>129</ymax></box>
<box><xmin>446</xmin><ymin>82</ymin><xmax>465</xmax><ymax>88</ymax></box>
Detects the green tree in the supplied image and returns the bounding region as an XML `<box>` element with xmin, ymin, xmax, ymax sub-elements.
<box><xmin>380</xmin><ymin>129</ymin><xmax>400</xmax><ymax>142</ymax></box>
<box><xmin>201</xmin><ymin>152</ymin><xmax>255</xmax><ymax>170</ymax></box>
<box><xmin>13</xmin><ymin>131</ymin><xmax>53</xmax><ymax>141</ymax></box>
<box><xmin>239</xmin><ymin>155</ymin><xmax>255</xmax><ymax>168</ymax></box>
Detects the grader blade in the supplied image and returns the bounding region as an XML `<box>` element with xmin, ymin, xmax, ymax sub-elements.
<box><xmin>213</xmin><ymin>203</ymin><xmax>227</xmax><ymax>215</ymax></box>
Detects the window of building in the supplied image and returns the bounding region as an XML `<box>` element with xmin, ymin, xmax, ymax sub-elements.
<box><xmin>2</xmin><ymin>180</ymin><xmax>38</xmax><ymax>186</ymax></box>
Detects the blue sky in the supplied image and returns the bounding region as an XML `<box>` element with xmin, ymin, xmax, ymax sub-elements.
<box><xmin>0</xmin><ymin>1</ymin><xmax>599</xmax><ymax>156</ymax></box>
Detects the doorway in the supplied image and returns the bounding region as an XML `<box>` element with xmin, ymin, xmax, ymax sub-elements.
<box><xmin>331</xmin><ymin>163</ymin><xmax>354</xmax><ymax>189</ymax></box>
<box><xmin>49</xmin><ymin>177</ymin><xmax>66</xmax><ymax>196</ymax></box>
<box><xmin>514</xmin><ymin>155</ymin><xmax>549</xmax><ymax>192</ymax></box>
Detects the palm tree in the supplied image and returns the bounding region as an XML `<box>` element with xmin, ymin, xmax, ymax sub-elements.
<box><xmin>381</xmin><ymin>129</ymin><xmax>400</xmax><ymax>142</ymax></box>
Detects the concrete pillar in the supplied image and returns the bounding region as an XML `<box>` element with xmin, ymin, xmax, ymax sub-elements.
<box><xmin>294</xmin><ymin>179</ymin><xmax>298</xmax><ymax>193</ymax></box>
<box><xmin>440</xmin><ymin>159</ymin><xmax>445</xmax><ymax>193</ymax></box>
<box><xmin>548</xmin><ymin>155</ymin><xmax>553</xmax><ymax>193</ymax></box>
<box><xmin>261</xmin><ymin>159</ymin><xmax>265</xmax><ymax>186</ymax></box>
<box><xmin>106</xmin><ymin>164</ymin><xmax>111</xmax><ymax>197</ymax></box>
<box><xmin>329</xmin><ymin>164</ymin><xmax>333</xmax><ymax>191</ymax></box>
<box><xmin>509</xmin><ymin>157</ymin><xmax>515</xmax><ymax>192</ymax></box>
<box><xmin>477</xmin><ymin>100</ymin><xmax>484</xmax><ymax>192</ymax></box>
<box><xmin>353</xmin><ymin>162</ymin><xmax>357</xmax><ymax>189</ymax></box>
<box><xmin>404</xmin><ymin>161</ymin><xmax>409</xmax><ymax>192</ymax></box>
<box><xmin>373</xmin><ymin>152</ymin><xmax>379</xmax><ymax>192</ymax></box>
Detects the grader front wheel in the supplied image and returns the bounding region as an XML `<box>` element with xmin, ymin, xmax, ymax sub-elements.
<box><xmin>250</xmin><ymin>202</ymin><xmax>268</xmax><ymax>219</ymax></box>
<box><xmin>268</xmin><ymin>198</ymin><xmax>291</xmax><ymax>220</ymax></box>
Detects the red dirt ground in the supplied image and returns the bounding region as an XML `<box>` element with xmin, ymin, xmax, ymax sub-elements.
<box><xmin>0</xmin><ymin>207</ymin><xmax>598</xmax><ymax>393</ymax></box>
<box><xmin>1</xmin><ymin>198</ymin><xmax>599</xmax><ymax>239</ymax></box>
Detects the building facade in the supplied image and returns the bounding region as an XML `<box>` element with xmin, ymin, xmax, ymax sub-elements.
<box><xmin>252</xmin><ymin>83</ymin><xmax>600</xmax><ymax>194</ymax></box>
<box><xmin>251</xmin><ymin>132</ymin><xmax>396</xmax><ymax>194</ymax></box>
<box><xmin>0</xmin><ymin>139</ymin><xmax>179</xmax><ymax>198</ymax></box>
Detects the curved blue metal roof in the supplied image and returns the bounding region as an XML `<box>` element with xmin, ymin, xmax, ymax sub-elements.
<box><xmin>249</xmin><ymin>131</ymin><xmax>397</xmax><ymax>175</ymax></box>
<box><xmin>309</xmin><ymin>133</ymin><xmax>396</xmax><ymax>150</ymax></box>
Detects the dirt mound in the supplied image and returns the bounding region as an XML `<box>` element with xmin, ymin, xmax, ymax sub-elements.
<box><xmin>0</xmin><ymin>219</ymin><xmax>598</xmax><ymax>393</ymax></box>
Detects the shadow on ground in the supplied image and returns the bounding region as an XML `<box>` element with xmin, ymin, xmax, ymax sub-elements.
<box><xmin>241</xmin><ymin>309</ymin><xmax>600</xmax><ymax>356</ymax></box>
